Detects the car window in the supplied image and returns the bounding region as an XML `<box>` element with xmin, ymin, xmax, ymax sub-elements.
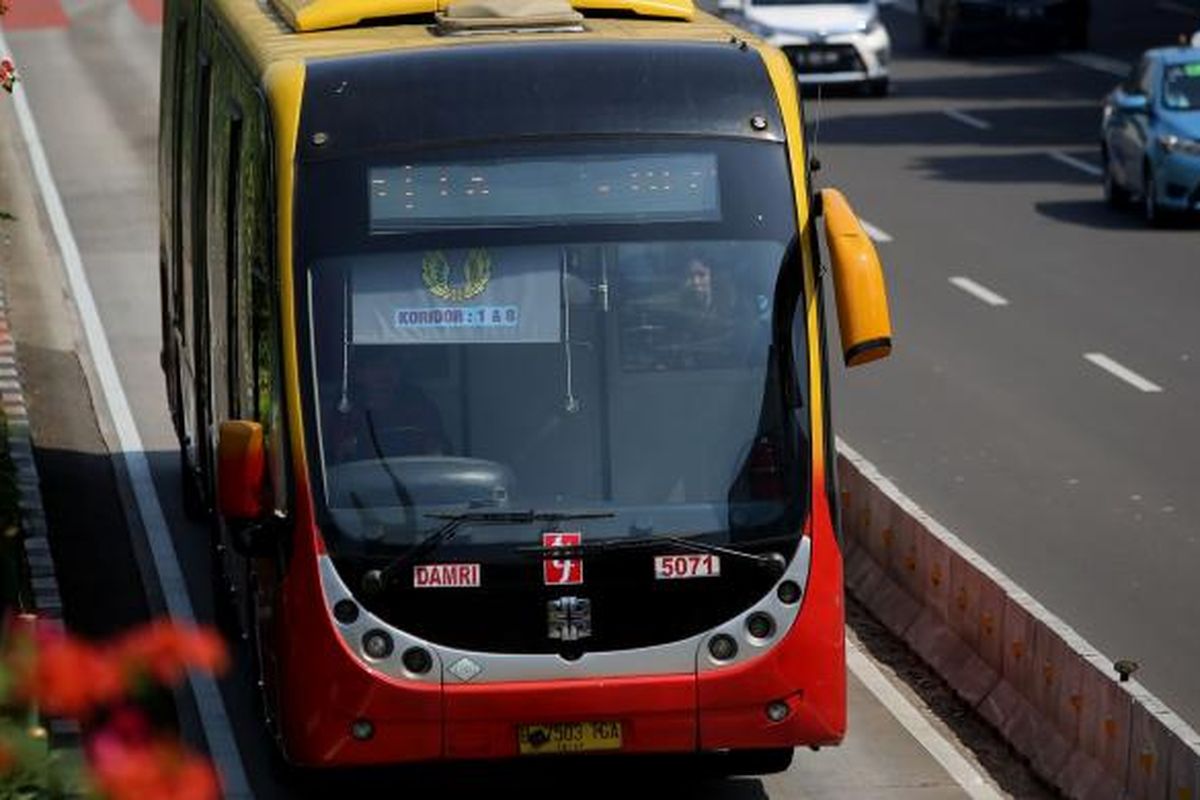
<box><xmin>1162</xmin><ymin>62</ymin><xmax>1200</xmax><ymax>110</ymax></box>
<box><xmin>1139</xmin><ymin>58</ymin><xmax>1157</xmax><ymax>97</ymax></box>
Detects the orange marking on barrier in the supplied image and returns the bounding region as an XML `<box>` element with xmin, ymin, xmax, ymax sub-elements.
<box><xmin>1</xmin><ymin>0</ymin><xmax>69</xmax><ymax>28</ymax></box>
<box><xmin>1043</xmin><ymin>662</ymin><xmax>1055</xmax><ymax>686</ymax></box>
<box><xmin>1178</xmin><ymin>787</ymin><xmax>1193</xmax><ymax>800</ymax></box>
<box><xmin>1010</xmin><ymin>640</ymin><xmax>1024</xmax><ymax>660</ymax></box>
<box><xmin>1139</xmin><ymin>752</ymin><xmax>1155</xmax><ymax>774</ymax></box>
<box><xmin>1103</xmin><ymin>718</ymin><xmax>1117</xmax><ymax>737</ymax></box>
<box><xmin>981</xmin><ymin>611</ymin><xmax>994</xmax><ymax>636</ymax></box>
<box><xmin>904</xmin><ymin>549</ymin><xmax>916</xmax><ymax>572</ymax></box>
<box><xmin>955</xmin><ymin>587</ymin><xmax>967</xmax><ymax>611</ymax></box>
<box><xmin>930</xmin><ymin>562</ymin><xmax>943</xmax><ymax>588</ymax></box>
<box><xmin>1069</xmin><ymin>693</ymin><xmax>1083</xmax><ymax>713</ymax></box>
<box><xmin>881</xmin><ymin>527</ymin><xmax>893</xmax><ymax>549</ymax></box>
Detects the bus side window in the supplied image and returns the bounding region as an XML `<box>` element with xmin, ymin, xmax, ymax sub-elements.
<box><xmin>251</xmin><ymin>256</ymin><xmax>287</xmax><ymax>511</ymax></box>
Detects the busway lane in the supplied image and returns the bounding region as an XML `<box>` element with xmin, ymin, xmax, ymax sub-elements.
<box><xmin>0</xmin><ymin>2</ymin><xmax>1049</xmax><ymax>798</ymax></box>
<box><xmin>816</xmin><ymin>3</ymin><xmax>1200</xmax><ymax>727</ymax></box>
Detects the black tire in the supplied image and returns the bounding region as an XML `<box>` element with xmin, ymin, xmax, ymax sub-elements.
<box><xmin>867</xmin><ymin>78</ymin><xmax>890</xmax><ymax>97</ymax></box>
<box><xmin>1143</xmin><ymin>166</ymin><xmax>1167</xmax><ymax>227</ymax></box>
<box><xmin>721</xmin><ymin>747</ymin><xmax>795</xmax><ymax>776</ymax></box>
<box><xmin>1102</xmin><ymin>148</ymin><xmax>1131</xmax><ymax>209</ymax></box>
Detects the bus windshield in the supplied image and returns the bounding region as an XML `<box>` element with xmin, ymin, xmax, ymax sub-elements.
<box><xmin>302</xmin><ymin>138</ymin><xmax>810</xmax><ymax>557</ymax></box>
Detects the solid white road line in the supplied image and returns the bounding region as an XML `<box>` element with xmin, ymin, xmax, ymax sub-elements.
<box><xmin>1049</xmin><ymin>150</ymin><xmax>1103</xmax><ymax>177</ymax></box>
<box><xmin>0</xmin><ymin>28</ymin><xmax>254</xmax><ymax>800</ymax></box>
<box><xmin>847</xmin><ymin>643</ymin><xmax>1006</xmax><ymax>800</ymax></box>
<box><xmin>949</xmin><ymin>276</ymin><xmax>1009</xmax><ymax>307</ymax></box>
<box><xmin>942</xmin><ymin>108</ymin><xmax>993</xmax><ymax>131</ymax></box>
<box><xmin>1084</xmin><ymin>353</ymin><xmax>1164</xmax><ymax>393</ymax></box>
<box><xmin>861</xmin><ymin>219</ymin><xmax>894</xmax><ymax>243</ymax></box>
<box><xmin>1058</xmin><ymin>52</ymin><xmax>1130</xmax><ymax>77</ymax></box>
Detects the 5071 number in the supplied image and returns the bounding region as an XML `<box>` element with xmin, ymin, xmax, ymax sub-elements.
<box><xmin>654</xmin><ymin>554</ymin><xmax>720</xmax><ymax>580</ymax></box>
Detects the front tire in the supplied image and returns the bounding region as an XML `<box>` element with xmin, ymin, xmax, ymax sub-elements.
<box><xmin>1143</xmin><ymin>166</ymin><xmax>1167</xmax><ymax>227</ymax></box>
<box><xmin>1102</xmin><ymin>147</ymin><xmax>1131</xmax><ymax>208</ymax></box>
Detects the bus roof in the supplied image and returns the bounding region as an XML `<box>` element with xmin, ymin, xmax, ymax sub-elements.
<box><xmin>271</xmin><ymin>0</ymin><xmax>694</xmax><ymax>31</ymax></box>
<box><xmin>210</xmin><ymin>0</ymin><xmax>742</xmax><ymax>77</ymax></box>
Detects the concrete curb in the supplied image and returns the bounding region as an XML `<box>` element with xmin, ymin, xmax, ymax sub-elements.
<box><xmin>837</xmin><ymin>437</ymin><xmax>1200</xmax><ymax>800</ymax></box>
<box><xmin>0</xmin><ymin>278</ymin><xmax>81</xmax><ymax>748</ymax></box>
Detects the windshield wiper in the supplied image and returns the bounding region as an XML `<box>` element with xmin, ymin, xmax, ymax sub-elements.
<box><xmin>514</xmin><ymin>533</ymin><xmax>789</xmax><ymax>574</ymax></box>
<box><xmin>361</xmin><ymin>509</ymin><xmax>614</xmax><ymax>594</ymax></box>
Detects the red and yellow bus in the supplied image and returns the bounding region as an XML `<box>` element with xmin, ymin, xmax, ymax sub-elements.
<box><xmin>159</xmin><ymin>0</ymin><xmax>891</xmax><ymax>772</ymax></box>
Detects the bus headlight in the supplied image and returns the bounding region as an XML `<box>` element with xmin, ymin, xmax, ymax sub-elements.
<box><xmin>777</xmin><ymin>580</ymin><xmax>802</xmax><ymax>605</ymax></box>
<box><xmin>708</xmin><ymin>634</ymin><xmax>738</xmax><ymax>662</ymax></box>
<box><xmin>362</xmin><ymin>629</ymin><xmax>394</xmax><ymax>660</ymax></box>
<box><xmin>746</xmin><ymin>612</ymin><xmax>777</xmax><ymax>642</ymax></box>
<box><xmin>402</xmin><ymin>646</ymin><xmax>433</xmax><ymax>675</ymax></box>
<box><xmin>333</xmin><ymin>599</ymin><xmax>359</xmax><ymax>624</ymax></box>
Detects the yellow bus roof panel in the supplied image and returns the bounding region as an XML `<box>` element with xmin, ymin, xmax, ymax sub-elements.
<box><xmin>271</xmin><ymin>0</ymin><xmax>692</xmax><ymax>30</ymax></box>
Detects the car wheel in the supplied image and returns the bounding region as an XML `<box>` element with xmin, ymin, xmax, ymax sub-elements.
<box><xmin>1102</xmin><ymin>148</ymin><xmax>1131</xmax><ymax>208</ymax></box>
<box><xmin>867</xmin><ymin>77</ymin><xmax>890</xmax><ymax>97</ymax></box>
<box><xmin>1143</xmin><ymin>166</ymin><xmax>1166</xmax><ymax>227</ymax></box>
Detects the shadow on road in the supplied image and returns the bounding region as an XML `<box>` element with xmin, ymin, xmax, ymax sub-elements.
<box><xmin>912</xmin><ymin>151</ymin><xmax>1096</xmax><ymax>184</ymax></box>
<box><xmin>1036</xmin><ymin>199</ymin><xmax>1200</xmax><ymax>231</ymax></box>
<box><xmin>273</xmin><ymin>756</ymin><xmax>771</xmax><ymax>799</ymax></box>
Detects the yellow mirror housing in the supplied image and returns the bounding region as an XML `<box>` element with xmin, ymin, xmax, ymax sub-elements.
<box><xmin>820</xmin><ymin>188</ymin><xmax>893</xmax><ymax>367</ymax></box>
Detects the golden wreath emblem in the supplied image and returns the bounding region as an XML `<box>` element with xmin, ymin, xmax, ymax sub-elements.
<box><xmin>422</xmin><ymin>249</ymin><xmax>492</xmax><ymax>303</ymax></box>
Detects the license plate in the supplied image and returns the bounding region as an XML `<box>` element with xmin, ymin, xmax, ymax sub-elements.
<box><xmin>517</xmin><ymin>721</ymin><xmax>623</xmax><ymax>755</ymax></box>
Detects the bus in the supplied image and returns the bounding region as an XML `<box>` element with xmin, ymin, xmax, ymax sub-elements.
<box><xmin>159</xmin><ymin>0</ymin><xmax>892</xmax><ymax>772</ymax></box>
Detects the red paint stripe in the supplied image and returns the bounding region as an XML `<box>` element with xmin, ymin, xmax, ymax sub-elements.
<box><xmin>128</xmin><ymin>0</ymin><xmax>162</xmax><ymax>25</ymax></box>
<box><xmin>1</xmin><ymin>0</ymin><xmax>69</xmax><ymax>29</ymax></box>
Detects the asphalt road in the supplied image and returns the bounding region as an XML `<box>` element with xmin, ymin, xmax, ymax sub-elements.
<box><xmin>822</xmin><ymin>1</ymin><xmax>1200</xmax><ymax>726</ymax></box>
<box><xmin>1</xmin><ymin>0</ymin><xmax>1196</xmax><ymax>795</ymax></box>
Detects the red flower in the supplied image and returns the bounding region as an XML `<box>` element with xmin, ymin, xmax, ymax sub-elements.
<box><xmin>115</xmin><ymin>620</ymin><xmax>229</xmax><ymax>686</ymax></box>
<box><xmin>90</xmin><ymin>738</ymin><xmax>221</xmax><ymax>800</ymax></box>
<box><xmin>0</xmin><ymin>2</ymin><xmax>10</xmax><ymax>17</ymax></box>
<box><xmin>0</xmin><ymin>739</ymin><xmax>14</xmax><ymax>775</ymax></box>
<box><xmin>14</xmin><ymin>630</ymin><xmax>125</xmax><ymax>718</ymax></box>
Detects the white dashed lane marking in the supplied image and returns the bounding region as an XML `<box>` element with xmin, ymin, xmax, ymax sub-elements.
<box><xmin>861</xmin><ymin>219</ymin><xmax>894</xmax><ymax>243</ymax></box>
<box><xmin>1084</xmin><ymin>353</ymin><xmax>1164</xmax><ymax>393</ymax></box>
<box><xmin>942</xmin><ymin>108</ymin><xmax>992</xmax><ymax>131</ymax></box>
<box><xmin>1048</xmin><ymin>150</ymin><xmax>1104</xmax><ymax>177</ymax></box>
<box><xmin>1058</xmin><ymin>51</ymin><xmax>1130</xmax><ymax>77</ymax></box>
<box><xmin>949</xmin><ymin>276</ymin><xmax>1009</xmax><ymax>307</ymax></box>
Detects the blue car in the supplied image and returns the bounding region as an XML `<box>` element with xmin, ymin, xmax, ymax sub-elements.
<box><xmin>1101</xmin><ymin>46</ymin><xmax>1200</xmax><ymax>225</ymax></box>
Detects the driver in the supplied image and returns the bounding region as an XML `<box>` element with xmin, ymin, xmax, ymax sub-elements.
<box><xmin>334</xmin><ymin>348</ymin><xmax>449</xmax><ymax>461</ymax></box>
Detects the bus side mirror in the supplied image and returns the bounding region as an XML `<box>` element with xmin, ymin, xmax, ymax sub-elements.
<box><xmin>217</xmin><ymin>420</ymin><xmax>266</xmax><ymax>521</ymax></box>
<box><xmin>819</xmin><ymin>188</ymin><xmax>893</xmax><ymax>367</ymax></box>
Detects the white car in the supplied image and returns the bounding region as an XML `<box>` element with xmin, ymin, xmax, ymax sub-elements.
<box><xmin>720</xmin><ymin>0</ymin><xmax>892</xmax><ymax>96</ymax></box>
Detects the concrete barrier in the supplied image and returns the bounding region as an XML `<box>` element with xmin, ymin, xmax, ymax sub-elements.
<box><xmin>836</xmin><ymin>438</ymin><xmax>1200</xmax><ymax>800</ymax></box>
